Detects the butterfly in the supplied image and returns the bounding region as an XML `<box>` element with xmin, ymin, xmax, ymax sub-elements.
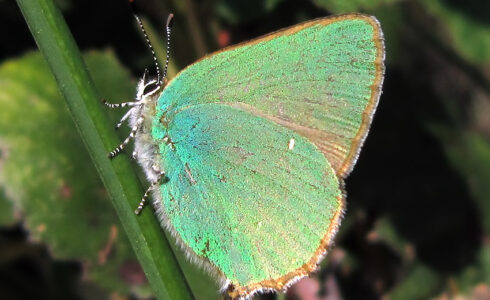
<box><xmin>105</xmin><ymin>10</ymin><xmax>384</xmax><ymax>300</ymax></box>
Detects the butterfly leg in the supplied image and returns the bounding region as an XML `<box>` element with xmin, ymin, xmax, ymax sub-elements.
<box><xmin>102</xmin><ymin>99</ymin><xmax>142</xmax><ymax>108</ymax></box>
<box><xmin>108</xmin><ymin>116</ymin><xmax>144</xmax><ymax>158</ymax></box>
<box><xmin>135</xmin><ymin>169</ymin><xmax>166</xmax><ymax>215</ymax></box>
<box><xmin>115</xmin><ymin>108</ymin><xmax>134</xmax><ymax>130</ymax></box>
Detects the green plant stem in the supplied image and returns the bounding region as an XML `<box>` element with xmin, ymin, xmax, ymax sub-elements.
<box><xmin>16</xmin><ymin>0</ymin><xmax>194</xmax><ymax>299</ymax></box>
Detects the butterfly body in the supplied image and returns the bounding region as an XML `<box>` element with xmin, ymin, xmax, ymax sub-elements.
<box><xmin>122</xmin><ymin>13</ymin><xmax>384</xmax><ymax>299</ymax></box>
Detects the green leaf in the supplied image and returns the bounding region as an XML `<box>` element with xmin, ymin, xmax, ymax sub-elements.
<box><xmin>15</xmin><ymin>0</ymin><xmax>194</xmax><ymax>298</ymax></box>
<box><xmin>313</xmin><ymin>0</ymin><xmax>400</xmax><ymax>14</ymax></box>
<box><xmin>426</xmin><ymin>127</ymin><xmax>490</xmax><ymax>297</ymax></box>
<box><xmin>432</xmin><ymin>130</ymin><xmax>490</xmax><ymax>232</ymax></box>
<box><xmin>0</xmin><ymin>187</ymin><xmax>15</xmax><ymax>226</ymax></box>
<box><xmin>422</xmin><ymin>0</ymin><xmax>490</xmax><ymax>64</ymax></box>
<box><xmin>456</xmin><ymin>243</ymin><xmax>490</xmax><ymax>295</ymax></box>
<box><xmin>389</xmin><ymin>264</ymin><xmax>442</xmax><ymax>300</ymax></box>
<box><xmin>0</xmin><ymin>50</ymin><xmax>145</xmax><ymax>296</ymax></box>
<box><xmin>371</xmin><ymin>218</ymin><xmax>410</xmax><ymax>256</ymax></box>
<box><xmin>216</xmin><ymin>0</ymin><xmax>284</xmax><ymax>24</ymax></box>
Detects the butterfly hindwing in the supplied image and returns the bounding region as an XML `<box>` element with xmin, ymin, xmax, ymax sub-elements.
<box><xmin>153</xmin><ymin>103</ymin><xmax>342</xmax><ymax>294</ymax></box>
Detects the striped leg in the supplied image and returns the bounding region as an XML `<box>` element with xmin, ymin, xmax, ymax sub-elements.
<box><xmin>135</xmin><ymin>170</ymin><xmax>165</xmax><ymax>215</ymax></box>
<box><xmin>108</xmin><ymin>116</ymin><xmax>144</xmax><ymax>158</ymax></box>
<box><xmin>115</xmin><ymin>108</ymin><xmax>133</xmax><ymax>129</ymax></box>
<box><xmin>102</xmin><ymin>99</ymin><xmax>142</xmax><ymax>108</ymax></box>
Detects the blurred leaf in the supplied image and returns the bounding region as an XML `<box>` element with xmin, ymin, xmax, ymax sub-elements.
<box><xmin>422</xmin><ymin>0</ymin><xmax>490</xmax><ymax>64</ymax></box>
<box><xmin>0</xmin><ymin>187</ymin><xmax>15</xmax><ymax>226</ymax></box>
<box><xmin>264</xmin><ymin>0</ymin><xmax>283</xmax><ymax>10</ymax></box>
<box><xmin>216</xmin><ymin>0</ymin><xmax>284</xmax><ymax>24</ymax></box>
<box><xmin>85</xmin><ymin>50</ymin><xmax>136</xmax><ymax>102</ymax></box>
<box><xmin>0</xmin><ymin>136</ymin><xmax>15</xmax><ymax>226</ymax></box>
<box><xmin>53</xmin><ymin>0</ymin><xmax>71</xmax><ymax>11</ymax></box>
<box><xmin>0</xmin><ymin>51</ymin><xmax>150</xmax><ymax>296</ymax></box>
<box><xmin>456</xmin><ymin>242</ymin><xmax>490</xmax><ymax>294</ymax></box>
<box><xmin>432</xmin><ymin>129</ymin><xmax>490</xmax><ymax>232</ymax></box>
<box><xmin>313</xmin><ymin>0</ymin><xmax>400</xmax><ymax>14</ymax></box>
<box><xmin>428</xmin><ymin>127</ymin><xmax>490</xmax><ymax>296</ymax></box>
<box><xmin>369</xmin><ymin>5</ymin><xmax>403</xmax><ymax>65</ymax></box>
<box><xmin>371</xmin><ymin>218</ymin><xmax>410</xmax><ymax>256</ymax></box>
<box><xmin>388</xmin><ymin>264</ymin><xmax>442</xmax><ymax>300</ymax></box>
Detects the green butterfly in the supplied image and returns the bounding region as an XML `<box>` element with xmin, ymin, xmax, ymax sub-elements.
<box><xmin>106</xmin><ymin>13</ymin><xmax>384</xmax><ymax>299</ymax></box>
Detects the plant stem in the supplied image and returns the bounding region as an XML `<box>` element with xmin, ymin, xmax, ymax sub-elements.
<box><xmin>16</xmin><ymin>0</ymin><xmax>194</xmax><ymax>299</ymax></box>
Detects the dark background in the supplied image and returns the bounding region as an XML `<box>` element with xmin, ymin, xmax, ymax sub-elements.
<box><xmin>0</xmin><ymin>0</ymin><xmax>489</xmax><ymax>299</ymax></box>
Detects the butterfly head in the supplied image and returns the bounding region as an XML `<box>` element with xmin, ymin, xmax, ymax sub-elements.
<box><xmin>136</xmin><ymin>68</ymin><xmax>169</xmax><ymax>103</ymax></box>
<box><xmin>129</xmin><ymin>1</ymin><xmax>173</xmax><ymax>101</ymax></box>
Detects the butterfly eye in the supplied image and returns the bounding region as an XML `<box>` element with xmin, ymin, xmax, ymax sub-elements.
<box><xmin>143</xmin><ymin>81</ymin><xmax>161</xmax><ymax>96</ymax></box>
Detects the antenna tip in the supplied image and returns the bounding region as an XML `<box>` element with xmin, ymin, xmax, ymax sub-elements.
<box><xmin>166</xmin><ymin>13</ymin><xmax>174</xmax><ymax>28</ymax></box>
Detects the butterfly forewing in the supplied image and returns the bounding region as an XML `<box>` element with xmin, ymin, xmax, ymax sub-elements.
<box><xmin>157</xmin><ymin>15</ymin><xmax>384</xmax><ymax>178</ymax></box>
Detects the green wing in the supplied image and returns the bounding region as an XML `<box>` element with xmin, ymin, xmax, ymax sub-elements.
<box><xmin>156</xmin><ymin>14</ymin><xmax>384</xmax><ymax>177</ymax></box>
<box><xmin>154</xmin><ymin>103</ymin><xmax>342</xmax><ymax>294</ymax></box>
<box><xmin>150</xmin><ymin>14</ymin><xmax>384</xmax><ymax>297</ymax></box>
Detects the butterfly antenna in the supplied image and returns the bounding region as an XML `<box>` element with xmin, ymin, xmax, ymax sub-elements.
<box><xmin>129</xmin><ymin>0</ymin><xmax>161</xmax><ymax>85</ymax></box>
<box><xmin>162</xmin><ymin>13</ymin><xmax>174</xmax><ymax>82</ymax></box>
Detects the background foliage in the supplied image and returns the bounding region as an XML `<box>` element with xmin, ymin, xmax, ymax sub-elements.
<box><xmin>0</xmin><ymin>0</ymin><xmax>489</xmax><ymax>299</ymax></box>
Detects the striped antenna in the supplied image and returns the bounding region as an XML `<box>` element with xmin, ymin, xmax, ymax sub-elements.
<box><xmin>162</xmin><ymin>13</ymin><xmax>174</xmax><ymax>82</ymax></box>
<box><xmin>128</xmin><ymin>0</ymin><xmax>161</xmax><ymax>85</ymax></box>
